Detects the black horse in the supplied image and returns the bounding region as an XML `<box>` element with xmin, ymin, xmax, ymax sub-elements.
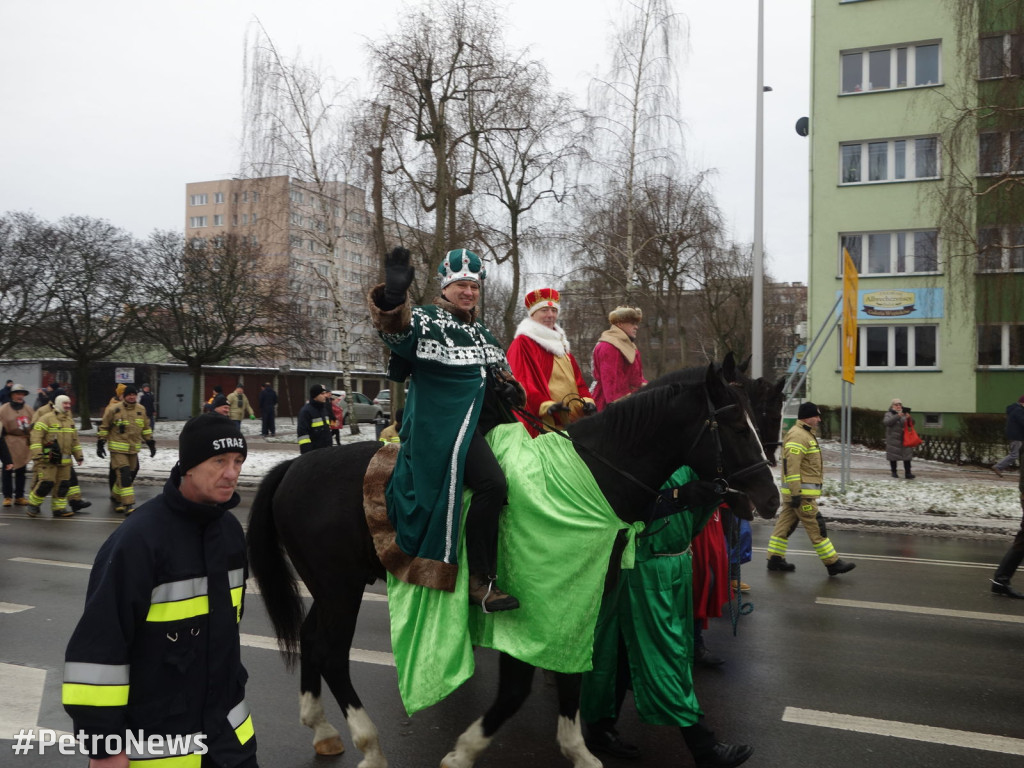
<box><xmin>247</xmin><ymin>360</ymin><xmax>781</xmax><ymax>768</ymax></box>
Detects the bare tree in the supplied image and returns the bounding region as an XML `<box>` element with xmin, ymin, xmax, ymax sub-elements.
<box><xmin>33</xmin><ymin>216</ymin><xmax>139</xmax><ymax>429</ymax></box>
<box><xmin>586</xmin><ymin>0</ymin><xmax>685</xmax><ymax>303</ymax></box>
<box><xmin>0</xmin><ymin>212</ymin><xmax>56</xmax><ymax>357</ymax></box>
<box><xmin>366</xmin><ymin>0</ymin><xmax>528</xmax><ymax>294</ymax></box>
<box><xmin>132</xmin><ymin>232</ymin><xmax>298</xmax><ymax>416</ymax></box>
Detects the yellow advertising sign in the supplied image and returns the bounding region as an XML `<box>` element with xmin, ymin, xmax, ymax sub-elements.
<box><xmin>842</xmin><ymin>249</ymin><xmax>858</xmax><ymax>384</ymax></box>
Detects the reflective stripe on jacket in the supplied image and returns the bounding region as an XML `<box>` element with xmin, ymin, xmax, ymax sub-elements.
<box><xmin>781</xmin><ymin>421</ymin><xmax>823</xmax><ymax>499</ymax></box>
<box><xmin>97</xmin><ymin>401</ymin><xmax>152</xmax><ymax>454</ymax></box>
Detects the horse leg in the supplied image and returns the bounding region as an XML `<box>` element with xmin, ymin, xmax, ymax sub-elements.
<box><xmin>554</xmin><ymin>672</ymin><xmax>602</xmax><ymax>768</ymax></box>
<box><xmin>299</xmin><ymin>602</ymin><xmax>346</xmax><ymax>756</ymax></box>
<box><xmin>441</xmin><ymin>652</ymin><xmax>535</xmax><ymax>768</ymax></box>
<box><xmin>315</xmin><ymin>587</ymin><xmax>388</xmax><ymax>768</ymax></box>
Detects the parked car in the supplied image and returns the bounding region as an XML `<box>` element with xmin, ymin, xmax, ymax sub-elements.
<box><xmin>332</xmin><ymin>391</ymin><xmax>384</xmax><ymax>424</ymax></box>
<box><xmin>372</xmin><ymin>390</ymin><xmax>391</xmax><ymax>415</ymax></box>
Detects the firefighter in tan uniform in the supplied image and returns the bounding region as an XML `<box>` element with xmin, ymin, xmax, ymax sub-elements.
<box><xmin>97</xmin><ymin>385</ymin><xmax>155</xmax><ymax>515</ymax></box>
<box><xmin>27</xmin><ymin>395</ymin><xmax>84</xmax><ymax>518</ymax></box>
<box><xmin>766</xmin><ymin>401</ymin><xmax>856</xmax><ymax>576</ymax></box>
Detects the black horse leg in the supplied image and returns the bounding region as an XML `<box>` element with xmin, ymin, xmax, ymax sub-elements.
<box><xmin>440</xmin><ymin>652</ymin><xmax>535</xmax><ymax>768</ymax></box>
<box><xmin>298</xmin><ymin>602</ymin><xmax>345</xmax><ymax>755</ymax></box>
<box><xmin>553</xmin><ymin>672</ymin><xmax>601</xmax><ymax>767</ymax></box>
<box><xmin>314</xmin><ymin>585</ymin><xmax>387</xmax><ymax>767</ymax></box>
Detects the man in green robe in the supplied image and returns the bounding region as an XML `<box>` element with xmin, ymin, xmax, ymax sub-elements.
<box><xmin>369</xmin><ymin>246</ymin><xmax>523</xmax><ymax>612</ymax></box>
<box><xmin>581</xmin><ymin>465</ymin><xmax>754</xmax><ymax>768</ymax></box>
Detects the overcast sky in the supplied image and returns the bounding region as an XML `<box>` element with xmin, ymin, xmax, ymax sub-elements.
<box><xmin>0</xmin><ymin>0</ymin><xmax>811</xmax><ymax>283</ymax></box>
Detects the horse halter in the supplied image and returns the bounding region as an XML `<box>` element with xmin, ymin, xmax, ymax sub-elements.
<box><xmin>683</xmin><ymin>387</ymin><xmax>773</xmax><ymax>498</ymax></box>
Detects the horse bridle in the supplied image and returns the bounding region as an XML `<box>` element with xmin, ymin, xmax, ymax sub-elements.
<box><xmin>504</xmin><ymin>380</ymin><xmax>772</xmax><ymax>511</ymax></box>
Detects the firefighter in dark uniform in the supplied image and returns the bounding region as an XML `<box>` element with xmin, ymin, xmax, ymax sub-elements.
<box><xmin>297</xmin><ymin>384</ymin><xmax>333</xmax><ymax>453</ymax></box>
<box><xmin>63</xmin><ymin>414</ymin><xmax>258</xmax><ymax>767</ymax></box>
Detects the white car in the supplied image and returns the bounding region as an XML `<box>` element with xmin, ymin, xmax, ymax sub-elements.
<box><xmin>331</xmin><ymin>391</ymin><xmax>384</xmax><ymax>424</ymax></box>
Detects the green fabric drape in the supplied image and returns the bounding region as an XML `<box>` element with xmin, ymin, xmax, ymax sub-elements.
<box><xmin>387</xmin><ymin>423</ymin><xmax>635</xmax><ymax>714</ymax></box>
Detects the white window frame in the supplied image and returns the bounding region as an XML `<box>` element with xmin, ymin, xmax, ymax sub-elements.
<box><xmin>977</xmin><ymin>324</ymin><xmax>1024</xmax><ymax>368</ymax></box>
<box><xmin>839</xmin><ymin>230</ymin><xmax>940</xmax><ymax>276</ymax></box>
<box><xmin>189</xmin><ymin>193</ymin><xmax>208</xmax><ymax>206</ymax></box>
<box><xmin>840</xmin><ymin>136</ymin><xmax>940</xmax><ymax>185</ymax></box>
<box><xmin>189</xmin><ymin>216</ymin><xmax>207</xmax><ymax>228</ymax></box>
<box><xmin>840</xmin><ymin>41</ymin><xmax>941</xmax><ymax>94</ymax></box>
<box><xmin>853</xmin><ymin>324</ymin><xmax>939</xmax><ymax>370</ymax></box>
<box><xmin>977</xmin><ymin>225</ymin><xmax>1024</xmax><ymax>272</ymax></box>
<box><xmin>214</xmin><ymin>192</ymin><xmax>224</xmax><ymax>204</ymax></box>
<box><xmin>977</xmin><ymin>131</ymin><xmax>1024</xmax><ymax>176</ymax></box>
<box><xmin>213</xmin><ymin>214</ymin><xmax>224</xmax><ymax>226</ymax></box>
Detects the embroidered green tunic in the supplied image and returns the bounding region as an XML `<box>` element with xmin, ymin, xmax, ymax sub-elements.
<box><xmin>370</xmin><ymin>287</ymin><xmax>508</xmax><ymax>588</ymax></box>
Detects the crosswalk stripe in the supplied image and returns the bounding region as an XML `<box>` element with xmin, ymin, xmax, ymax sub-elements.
<box><xmin>0</xmin><ymin>602</ymin><xmax>31</xmax><ymax>614</ymax></box>
<box><xmin>239</xmin><ymin>633</ymin><xmax>394</xmax><ymax>666</ymax></box>
<box><xmin>783</xmin><ymin>707</ymin><xmax>1024</xmax><ymax>755</ymax></box>
<box><xmin>0</xmin><ymin>663</ymin><xmax>47</xmax><ymax>740</ymax></box>
<box><xmin>10</xmin><ymin>557</ymin><xmax>91</xmax><ymax>569</ymax></box>
<box><xmin>817</xmin><ymin>597</ymin><xmax>1024</xmax><ymax>625</ymax></box>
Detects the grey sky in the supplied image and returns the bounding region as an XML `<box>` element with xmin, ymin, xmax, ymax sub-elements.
<box><xmin>0</xmin><ymin>0</ymin><xmax>810</xmax><ymax>282</ymax></box>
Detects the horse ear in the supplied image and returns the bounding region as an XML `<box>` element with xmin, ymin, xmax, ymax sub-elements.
<box><xmin>720</xmin><ymin>354</ymin><xmax>738</xmax><ymax>384</ymax></box>
<box><xmin>774</xmin><ymin>377</ymin><xmax>786</xmax><ymax>394</ymax></box>
<box><xmin>737</xmin><ymin>353</ymin><xmax>751</xmax><ymax>374</ymax></box>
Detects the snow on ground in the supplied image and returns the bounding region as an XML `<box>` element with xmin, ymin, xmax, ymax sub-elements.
<box><xmin>70</xmin><ymin>419</ymin><xmax>1023</xmax><ymax>539</ymax></box>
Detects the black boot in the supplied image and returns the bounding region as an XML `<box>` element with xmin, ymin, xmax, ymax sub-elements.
<box><xmin>890</xmin><ymin>461</ymin><xmax>898</xmax><ymax>478</ymax></box>
<box><xmin>70</xmin><ymin>499</ymin><xmax>92</xmax><ymax>512</ymax></box>
<box><xmin>694</xmin><ymin>742</ymin><xmax>754</xmax><ymax>768</ymax></box>
<box><xmin>827</xmin><ymin>559</ymin><xmax>856</xmax><ymax>576</ymax></box>
<box><xmin>584</xmin><ymin>722</ymin><xmax>641</xmax><ymax>760</ymax></box>
<box><xmin>695</xmin><ymin>644</ymin><xmax>725</xmax><ymax>667</ymax></box>
<box><xmin>767</xmin><ymin>555</ymin><xmax>796</xmax><ymax>572</ymax></box>
<box><xmin>991</xmin><ymin>579</ymin><xmax>1024</xmax><ymax>598</ymax></box>
<box><xmin>904</xmin><ymin>461</ymin><xmax>915</xmax><ymax>479</ymax></box>
<box><xmin>468</xmin><ymin>573</ymin><xmax>519</xmax><ymax>613</ymax></box>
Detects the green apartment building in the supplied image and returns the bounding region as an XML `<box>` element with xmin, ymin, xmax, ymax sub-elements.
<box><xmin>808</xmin><ymin>0</ymin><xmax>1024</xmax><ymax>432</ymax></box>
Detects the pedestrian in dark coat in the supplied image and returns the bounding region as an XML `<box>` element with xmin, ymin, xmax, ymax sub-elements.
<box><xmin>883</xmin><ymin>398</ymin><xmax>915</xmax><ymax>478</ymax></box>
<box><xmin>258</xmin><ymin>382</ymin><xmax>278</xmax><ymax>438</ymax></box>
<box><xmin>139</xmin><ymin>384</ymin><xmax>156</xmax><ymax>427</ymax></box>
<box><xmin>297</xmin><ymin>385</ymin><xmax>332</xmax><ymax>453</ymax></box>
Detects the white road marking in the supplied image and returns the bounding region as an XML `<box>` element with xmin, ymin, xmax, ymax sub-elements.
<box><xmin>783</xmin><ymin>707</ymin><xmax>1024</xmax><ymax>756</ymax></box>
<box><xmin>817</xmin><ymin>597</ymin><xmax>1024</xmax><ymax>625</ymax></box>
<box><xmin>0</xmin><ymin>663</ymin><xmax>62</xmax><ymax>740</ymax></box>
<box><xmin>240</xmin><ymin>633</ymin><xmax>394</xmax><ymax>666</ymax></box>
<box><xmin>752</xmin><ymin>546</ymin><xmax>994</xmax><ymax>569</ymax></box>
<box><xmin>0</xmin><ymin>602</ymin><xmax>31</xmax><ymax>614</ymax></box>
<box><xmin>7</xmin><ymin>557</ymin><xmax>386</xmax><ymax>603</ymax></box>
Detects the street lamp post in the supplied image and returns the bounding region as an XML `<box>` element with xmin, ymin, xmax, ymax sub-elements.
<box><xmin>752</xmin><ymin>0</ymin><xmax>765</xmax><ymax>379</ymax></box>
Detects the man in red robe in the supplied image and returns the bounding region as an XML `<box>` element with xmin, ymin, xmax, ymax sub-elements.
<box><xmin>507</xmin><ymin>288</ymin><xmax>596</xmax><ymax>437</ymax></box>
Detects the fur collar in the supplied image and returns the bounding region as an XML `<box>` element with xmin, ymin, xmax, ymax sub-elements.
<box><xmin>514</xmin><ymin>317</ymin><xmax>570</xmax><ymax>356</ymax></box>
<box><xmin>598</xmin><ymin>325</ymin><xmax>637</xmax><ymax>364</ymax></box>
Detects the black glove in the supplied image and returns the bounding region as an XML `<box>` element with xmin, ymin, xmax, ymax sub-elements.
<box><xmin>48</xmin><ymin>442</ymin><xmax>63</xmax><ymax>465</ymax></box>
<box><xmin>383</xmin><ymin>246</ymin><xmax>414</xmax><ymax>308</ymax></box>
<box><xmin>146</xmin><ymin>439</ymin><xmax>157</xmax><ymax>458</ymax></box>
<box><xmin>496</xmin><ymin>380</ymin><xmax>520</xmax><ymax>407</ymax></box>
<box><xmin>675</xmin><ymin>480</ymin><xmax>725</xmax><ymax>511</ymax></box>
<box><xmin>788</xmin><ymin>495</ymin><xmax>803</xmax><ymax>508</ymax></box>
<box><xmin>582</xmin><ymin>401</ymin><xmax>597</xmax><ymax>415</ymax></box>
<box><xmin>547</xmin><ymin>403</ymin><xmax>571</xmax><ymax>416</ymax></box>
<box><xmin>96</xmin><ymin>439</ymin><xmax>106</xmax><ymax>459</ymax></box>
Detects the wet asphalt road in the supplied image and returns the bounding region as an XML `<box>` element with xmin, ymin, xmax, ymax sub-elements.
<box><xmin>2</xmin><ymin>479</ymin><xmax>1023</xmax><ymax>767</ymax></box>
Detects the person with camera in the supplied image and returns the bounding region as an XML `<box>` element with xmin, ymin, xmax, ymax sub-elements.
<box><xmin>506</xmin><ymin>287</ymin><xmax>596</xmax><ymax>437</ymax></box>
<box><xmin>369</xmin><ymin>246</ymin><xmax>525</xmax><ymax>613</ymax></box>
<box><xmin>883</xmin><ymin>398</ymin><xmax>916</xmax><ymax>479</ymax></box>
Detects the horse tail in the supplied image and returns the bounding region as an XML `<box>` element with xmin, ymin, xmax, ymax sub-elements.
<box><xmin>246</xmin><ymin>457</ymin><xmax>304</xmax><ymax>667</ymax></box>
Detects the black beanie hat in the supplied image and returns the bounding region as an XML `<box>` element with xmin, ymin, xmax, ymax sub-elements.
<box><xmin>178</xmin><ymin>414</ymin><xmax>247</xmax><ymax>474</ymax></box>
<box><xmin>310</xmin><ymin>383</ymin><xmax>327</xmax><ymax>400</ymax></box>
<box><xmin>211</xmin><ymin>393</ymin><xmax>229</xmax><ymax>409</ymax></box>
<box><xmin>797</xmin><ymin>401</ymin><xmax>821</xmax><ymax>420</ymax></box>
<box><xmin>122</xmin><ymin>385</ymin><xmax>138</xmax><ymax>396</ymax></box>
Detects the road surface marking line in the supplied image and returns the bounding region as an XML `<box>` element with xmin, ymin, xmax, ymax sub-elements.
<box><xmin>752</xmin><ymin>547</ymin><xmax>993</xmax><ymax>569</ymax></box>
<box><xmin>0</xmin><ymin>602</ymin><xmax>31</xmax><ymax>614</ymax></box>
<box><xmin>0</xmin><ymin>663</ymin><xmax>46</xmax><ymax>740</ymax></box>
<box><xmin>7</xmin><ymin>558</ymin><xmax>386</xmax><ymax>603</ymax></box>
<box><xmin>240</xmin><ymin>633</ymin><xmax>394</xmax><ymax>666</ymax></box>
<box><xmin>783</xmin><ymin>707</ymin><xmax>1024</xmax><ymax>755</ymax></box>
<box><xmin>817</xmin><ymin>597</ymin><xmax>1024</xmax><ymax>625</ymax></box>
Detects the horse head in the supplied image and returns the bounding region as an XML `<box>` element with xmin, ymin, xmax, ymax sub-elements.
<box><xmin>723</xmin><ymin>351</ymin><xmax>786</xmax><ymax>466</ymax></box>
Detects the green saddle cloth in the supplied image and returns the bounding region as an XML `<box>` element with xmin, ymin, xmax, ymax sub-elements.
<box><xmin>387</xmin><ymin>422</ymin><xmax>638</xmax><ymax>714</ymax></box>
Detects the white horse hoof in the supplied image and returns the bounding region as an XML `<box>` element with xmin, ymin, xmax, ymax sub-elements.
<box><xmin>314</xmin><ymin>735</ymin><xmax>346</xmax><ymax>755</ymax></box>
<box><xmin>440</xmin><ymin>752</ymin><xmax>466</xmax><ymax>768</ymax></box>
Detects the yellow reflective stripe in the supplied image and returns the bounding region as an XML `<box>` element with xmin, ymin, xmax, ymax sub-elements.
<box><xmin>783</xmin><ymin>474</ymin><xmax>800</xmax><ymax>482</ymax></box>
<box><xmin>62</xmin><ymin>682</ymin><xmax>130</xmax><ymax>707</ymax></box>
<box><xmin>129</xmin><ymin>753</ymin><xmax>202</xmax><ymax>767</ymax></box>
<box><xmin>147</xmin><ymin>595</ymin><xmax>209</xmax><ymax>622</ymax></box>
<box><xmin>298</xmin><ymin>436</ymin><xmax>311</xmax><ymax>445</ymax></box>
<box><xmin>234</xmin><ymin>714</ymin><xmax>254</xmax><ymax>745</ymax></box>
<box><xmin>802</xmin><ymin>489</ymin><xmax>822</xmax><ymax>497</ymax></box>
<box><xmin>231</xmin><ymin>586</ymin><xmax>243</xmax><ymax>609</ymax></box>
<box><xmin>108</xmin><ymin>440</ymin><xmax>132</xmax><ymax>452</ymax></box>
<box><xmin>310</xmin><ymin>418</ymin><xmax>327</xmax><ymax>428</ymax></box>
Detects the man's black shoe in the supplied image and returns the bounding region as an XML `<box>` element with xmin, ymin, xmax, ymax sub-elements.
<box><xmin>695</xmin><ymin>742</ymin><xmax>753</xmax><ymax>768</ymax></box>
<box><xmin>70</xmin><ymin>499</ymin><xmax>92</xmax><ymax>512</ymax></box>
<box><xmin>767</xmin><ymin>556</ymin><xmax>796</xmax><ymax>572</ymax></box>
<box><xmin>827</xmin><ymin>559</ymin><xmax>856</xmax><ymax>576</ymax></box>
<box><xmin>584</xmin><ymin>726</ymin><xmax>641</xmax><ymax>760</ymax></box>
<box><xmin>991</xmin><ymin>580</ymin><xmax>1024</xmax><ymax>599</ymax></box>
<box><xmin>695</xmin><ymin>644</ymin><xmax>725</xmax><ymax>667</ymax></box>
